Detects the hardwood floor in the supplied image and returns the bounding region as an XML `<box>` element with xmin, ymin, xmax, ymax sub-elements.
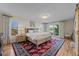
<box><xmin>3</xmin><ymin>44</ymin><xmax>15</xmax><ymax>56</ymax></box>
<box><xmin>56</xmin><ymin>39</ymin><xmax>76</xmax><ymax>56</ymax></box>
<box><xmin>3</xmin><ymin>39</ymin><xmax>76</xmax><ymax>56</ymax></box>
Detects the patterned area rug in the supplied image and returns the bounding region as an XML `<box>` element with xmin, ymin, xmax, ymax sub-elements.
<box><xmin>12</xmin><ymin>39</ymin><xmax>64</xmax><ymax>56</ymax></box>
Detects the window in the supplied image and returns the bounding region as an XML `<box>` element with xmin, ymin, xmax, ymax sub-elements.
<box><xmin>11</xmin><ymin>20</ymin><xmax>18</xmax><ymax>35</ymax></box>
<box><xmin>49</xmin><ymin>24</ymin><xmax>59</xmax><ymax>36</ymax></box>
<box><xmin>30</xmin><ymin>21</ymin><xmax>35</xmax><ymax>27</ymax></box>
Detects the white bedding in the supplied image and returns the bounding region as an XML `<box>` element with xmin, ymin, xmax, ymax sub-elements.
<box><xmin>26</xmin><ymin>32</ymin><xmax>51</xmax><ymax>46</ymax></box>
<box><xmin>26</xmin><ymin>32</ymin><xmax>51</xmax><ymax>40</ymax></box>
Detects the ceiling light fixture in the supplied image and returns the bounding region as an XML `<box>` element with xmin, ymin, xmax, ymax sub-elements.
<box><xmin>42</xmin><ymin>15</ymin><xmax>49</xmax><ymax>19</ymax></box>
<box><xmin>40</xmin><ymin>13</ymin><xmax>50</xmax><ymax>19</ymax></box>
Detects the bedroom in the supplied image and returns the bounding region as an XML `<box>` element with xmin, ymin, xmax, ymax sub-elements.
<box><xmin>0</xmin><ymin>3</ymin><xmax>79</xmax><ymax>56</ymax></box>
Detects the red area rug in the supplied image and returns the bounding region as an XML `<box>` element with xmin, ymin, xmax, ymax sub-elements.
<box><xmin>21</xmin><ymin>40</ymin><xmax>55</xmax><ymax>56</ymax></box>
<box><xmin>12</xmin><ymin>39</ymin><xmax>64</xmax><ymax>56</ymax></box>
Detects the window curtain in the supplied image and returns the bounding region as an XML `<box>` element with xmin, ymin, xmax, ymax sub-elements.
<box><xmin>2</xmin><ymin>15</ymin><xmax>11</xmax><ymax>45</ymax></box>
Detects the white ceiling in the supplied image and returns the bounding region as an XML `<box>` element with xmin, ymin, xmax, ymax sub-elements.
<box><xmin>0</xmin><ymin>3</ymin><xmax>76</xmax><ymax>23</ymax></box>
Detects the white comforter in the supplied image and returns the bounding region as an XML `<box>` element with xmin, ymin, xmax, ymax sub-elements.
<box><xmin>26</xmin><ymin>32</ymin><xmax>51</xmax><ymax>45</ymax></box>
<box><xmin>26</xmin><ymin>32</ymin><xmax>51</xmax><ymax>40</ymax></box>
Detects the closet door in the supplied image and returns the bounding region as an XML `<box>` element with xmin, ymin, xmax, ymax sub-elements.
<box><xmin>75</xmin><ymin>4</ymin><xmax>79</xmax><ymax>56</ymax></box>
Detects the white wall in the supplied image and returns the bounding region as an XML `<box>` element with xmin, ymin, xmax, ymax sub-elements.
<box><xmin>64</xmin><ymin>19</ymin><xmax>74</xmax><ymax>36</ymax></box>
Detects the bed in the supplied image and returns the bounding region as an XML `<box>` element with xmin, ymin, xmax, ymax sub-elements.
<box><xmin>26</xmin><ymin>32</ymin><xmax>51</xmax><ymax>47</ymax></box>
